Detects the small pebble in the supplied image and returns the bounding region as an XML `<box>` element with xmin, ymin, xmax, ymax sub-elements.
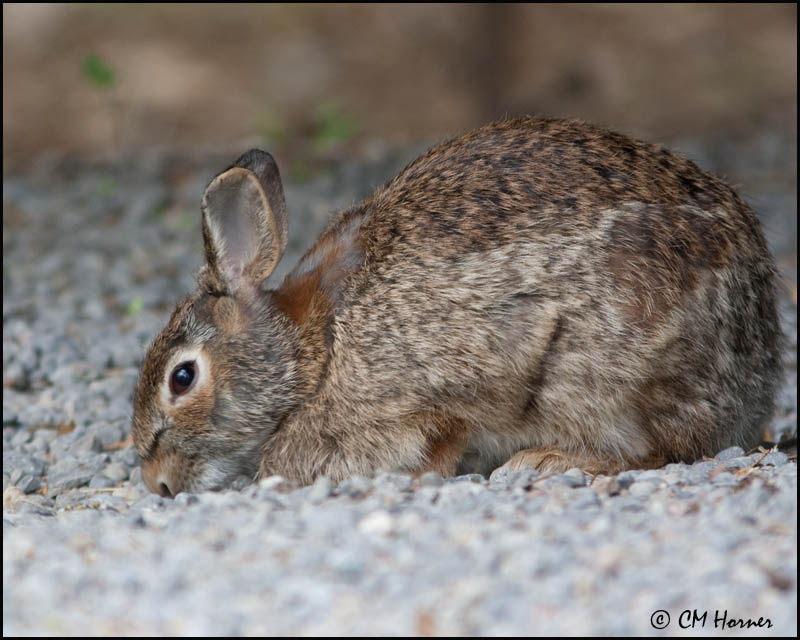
<box><xmin>15</xmin><ymin>474</ymin><xmax>42</xmax><ymax>494</ymax></box>
<box><xmin>761</xmin><ymin>451</ymin><xmax>789</xmax><ymax>466</ymax></box>
<box><xmin>308</xmin><ymin>476</ymin><xmax>333</xmax><ymax>503</ymax></box>
<box><xmin>561</xmin><ymin>468</ymin><xmax>587</xmax><ymax>488</ymax></box>
<box><xmin>88</xmin><ymin>474</ymin><xmax>115</xmax><ymax>489</ymax></box>
<box><xmin>628</xmin><ymin>481</ymin><xmax>659</xmax><ymax>497</ymax></box>
<box><xmin>258</xmin><ymin>475</ymin><xmax>292</xmax><ymax>493</ymax></box>
<box><xmin>358</xmin><ymin>510</ymin><xmax>394</xmax><ymax>536</ymax></box>
<box><xmin>103</xmin><ymin>460</ymin><xmax>130</xmax><ymax>484</ymax></box>
<box><xmin>715</xmin><ymin>446</ymin><xmax>746</xmax><ymax>461</ymax></box>
<box><xmin>338</xmin><ymin>475</ymin><xmax>372</xmax><ymax>498</ymax></box>
<box><xmin>418</xmin><ymin>472</ymin><xmax>444</xmax><ymax>488</ymax></box>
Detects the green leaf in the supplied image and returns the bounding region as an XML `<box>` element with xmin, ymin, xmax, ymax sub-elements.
<box><xmin>289</xmin><ymin>159</ymin><xmax>311</xmax><ymax>183</ymax></box>
<box><xmin>178</xmin><ymin>211</ymin><xmax>196</xmax><ymax>232</ymax></box>
<box><xmin>259</xmin><ymin>109</ymin><xmax>287</xmax><ymax>147</ymax></box>
<box><xmin>313</xmin><ymin>102</ymin><xmax>358</xmax><ymax>150</ymax></box>
<box><xmin>82</xmin><ymin>53</ymin><xmax>115</xmax><ymax>89</ymax></box>
<box><xmin>127</xmin><ymin>297</ymin><xmax>143</xmax><ymax>315</ymax></box>
<box><xmin>94</xmin><ymin>176</ymin><xmax>117</xmax><ymax>198</ymax></box>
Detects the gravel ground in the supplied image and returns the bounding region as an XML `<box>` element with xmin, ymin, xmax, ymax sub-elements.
<box><xmin>3</xmin><ymin>131</ymin><xmax>797</xmax><ymax>636</ymax></box>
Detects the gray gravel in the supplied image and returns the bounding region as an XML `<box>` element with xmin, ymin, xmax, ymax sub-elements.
<box><xmin>3</xmin><ymin>132</ymin><xmax>797</xmax><ymax>635</ymax></box>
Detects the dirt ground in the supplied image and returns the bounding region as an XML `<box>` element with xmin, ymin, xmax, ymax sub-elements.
<box><xmin>3</xmin><ymin>4</ymin><xmax>796</xmax><ymax>169</ymax></box>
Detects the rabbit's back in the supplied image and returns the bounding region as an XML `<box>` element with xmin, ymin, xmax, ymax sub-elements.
<box><xmin>361</xmin><ymin>117</ymin><xmax>756</xmax><ymax>259</ymax></box>
<box><xmin>312</xmin><ymin>118</ymin><xmax>781</xmax><ymax>471</ymax></box>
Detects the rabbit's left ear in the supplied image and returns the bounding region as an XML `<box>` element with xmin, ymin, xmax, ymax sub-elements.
<box><xmin>201</xmin><ymin>150</ymin><xmax>288</xmax><ymax>294</ymax></box>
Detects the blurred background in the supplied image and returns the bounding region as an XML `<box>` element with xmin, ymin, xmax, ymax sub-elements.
<box><xmin>2</xmin><ymin>3</ymin><xmax>797</xmax><ymax>292</ymax></box>
<box><xmin>3</xmin><ymin>3</ymin><xmax>796</xmax><ymax>168</ymax></box>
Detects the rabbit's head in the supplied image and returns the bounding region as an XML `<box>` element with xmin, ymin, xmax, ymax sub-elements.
<box><xmin>132</xmin><ymin>151</ymin><xmax>300</xmax><ymax>497</ymax></box>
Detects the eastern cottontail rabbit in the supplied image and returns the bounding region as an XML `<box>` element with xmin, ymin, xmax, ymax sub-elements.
<box><xmin>132</xmin><ymin>117</ymin><xmax>782</xmax><ymax>496</ymax></box>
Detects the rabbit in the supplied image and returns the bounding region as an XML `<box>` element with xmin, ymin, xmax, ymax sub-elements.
<box><xmin>131</xmin><ymin>117</ymin><xmax>783</xmax><ymax>496</ymax></box>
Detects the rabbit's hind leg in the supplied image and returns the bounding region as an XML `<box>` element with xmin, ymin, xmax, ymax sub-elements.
<box><xmin>498</xmin><ymin>447</ymin><xmax>665</xmax><ymax>476</ymax></box>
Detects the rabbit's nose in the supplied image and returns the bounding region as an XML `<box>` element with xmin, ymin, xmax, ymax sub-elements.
<box><xmin>141</xmin><ymin>461</ymin><xmax>175</xmax><ymax>498</ymax></box>
<box><xmin>156</xmin><ymin>479</ymin><xmax>173</xmax><ymax>498</ymax></box>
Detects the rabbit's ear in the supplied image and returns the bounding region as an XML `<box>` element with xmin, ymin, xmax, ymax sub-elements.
<box><xmin>201</xmin><ymin>150</ymin><xmax>288</xmax><ymax>295</ymax></box>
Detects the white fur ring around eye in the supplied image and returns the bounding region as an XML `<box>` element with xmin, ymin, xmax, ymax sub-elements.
<box><xmin>160</xmin><ymin>347</ymin><xmax>208</xmax><ymax>407</ymax></box>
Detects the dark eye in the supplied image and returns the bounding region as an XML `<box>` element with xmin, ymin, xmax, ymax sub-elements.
<box><xmin>170</xmin><ymin>361</ymin><xmax>196</xmax><ymax>396</ymax></box>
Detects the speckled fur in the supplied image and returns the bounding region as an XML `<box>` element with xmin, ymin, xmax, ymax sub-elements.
<box><xmin>132</xmin><ymin>117</ymin><xmax>782</xmax><ymax>494</ymax></box>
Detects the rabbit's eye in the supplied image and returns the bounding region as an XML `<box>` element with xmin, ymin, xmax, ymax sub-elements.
<box><xmin>170</xmin><ymin>361</ymin><xmax>196</xmax><ymax>396</ymax></box>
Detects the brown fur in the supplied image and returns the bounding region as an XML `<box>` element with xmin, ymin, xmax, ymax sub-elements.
<box><xmin>418</xmin><ymin>411</ymin><xmax>470</xmax><ymax>477</ymax></box>
<box><xmin>502</xmin><ymin>446</ymin><xmax>669</xmax><ymax>476</ymax></box>
<box><xmin>607</xmin><ymin>203</ymin><xmax>736</xmax><ymax>326</ymax></box>
<box><xmin>272</xmin><ymin>218</ymin><xmax>363</xmax><ymax>327</ymax></box>
<box><xmin>131</xmin><ymin>117</ymin><xmax>783</xmax><ymax>494</ymax></box>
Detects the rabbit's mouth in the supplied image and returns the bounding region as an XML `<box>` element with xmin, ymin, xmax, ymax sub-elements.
<box><xmin>145</xmin><ymin>456</ymin><xmax>244</xmax><ymax>497</ymax></box>
<box><xmin>187</xmin><ymin>459</ymin><xmax>245</xmax><ymax>493</ymax></box>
